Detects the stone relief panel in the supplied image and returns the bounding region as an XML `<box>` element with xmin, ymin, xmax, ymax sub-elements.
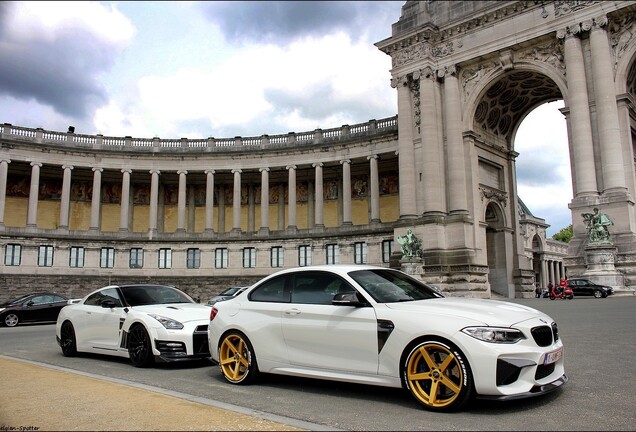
<box><xmin>609</xmin><ymin>11</ymin><xmax>636</xmax><ymax>73</ymax></box>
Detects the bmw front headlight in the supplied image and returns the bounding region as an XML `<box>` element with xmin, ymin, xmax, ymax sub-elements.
<box><xmin>461</xmin><ymin>326</ymin><xmax>525</xmax><ymax>343</ymax></box>
<box><xmin>149</xmin><ymin>314</ymin><xmax>184</xmax><ymax>330</ymax></box>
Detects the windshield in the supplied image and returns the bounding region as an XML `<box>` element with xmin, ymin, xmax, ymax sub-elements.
<box><xmin>220</xmin><ymin>287</ymin><xmax>244</xmax><ymax>296</ymax></box>
<box><xmin>3</xmin><ymin>294</ymin><xmax>33</xmax><ymax>306</ymax></box>
<box><xmin>121</xmin><ymin>285</ymin><xmax>194</xmax><ymax>306</ymax></box>
<box><xmin>349</xmin><ymin>269</ymin><xmax>444</xmax><ymax>303</ymax></box>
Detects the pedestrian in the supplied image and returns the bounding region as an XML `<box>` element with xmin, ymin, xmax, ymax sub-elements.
<box><xmin>535</xmin><ymin>285</ymin><xmax>542</xmax><ymax>298</ymax></box>
<box><xmin>547</xmin><ymin>282</ymin><xmax>554</xmax><ymax>297</ymax></box>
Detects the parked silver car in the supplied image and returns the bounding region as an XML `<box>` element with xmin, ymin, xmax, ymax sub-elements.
<box><xmin>207</xmin><ymin>286</ymin><xmax>248</xmax><ymax>305</ymax></box>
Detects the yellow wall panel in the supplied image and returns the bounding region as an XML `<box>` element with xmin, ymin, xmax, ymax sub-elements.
<box><xmin>37</xmin><ymin>201</ymin><xmax>60</xmax><ymax>229</ymax></box>
<box><xmin>324</xmin><ymin>201</ymin><xmax>339</xmax><ymax>227</ymax></box>
<box><xmin>101</xmin><ymin>204</ymin><xmax>120</xmax><ymax>232</ymax></box>
<box><xmin>5</xmin><ymin>197</ymin><xmax>27</xmax><ymax>227</ymax></box>
<box><xmin>132</xmin><ymin>206</ymin><xmax>150</xmax><ymax>232</ymax></box>
<box><xmin>163</xmin><ymin>206</ymin><xmax>178</xmax><ymax>232</ymax></box>
<box><xmin>380</xmin><ymin>195</ymin><xmax>399</xmax><ymax>222</ymax></box>
<box><xmin>69</xmin><ymin>202</ymin><xmax>91</xmax><ymax>230</ymax></box>
<box><xmin>352</xmin><ymin>199</ymin><xmax>369</xmax><ymax>225</ymax></box>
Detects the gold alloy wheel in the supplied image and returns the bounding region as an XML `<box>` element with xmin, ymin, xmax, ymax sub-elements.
<box><xmin>405</xmin><ymin>342</ymin><xmax>465</xmax><ymax>409</ymax></box>
<box><xmin>219</xmin><ymin>333</ymin><xmax>253</xmax><ymax>383</ymax></box>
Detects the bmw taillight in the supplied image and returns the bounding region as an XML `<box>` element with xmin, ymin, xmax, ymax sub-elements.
<box><xmin>209</xmin><ymin>307</ymin><xmax>218</xmax><ymax>321</ymax></box>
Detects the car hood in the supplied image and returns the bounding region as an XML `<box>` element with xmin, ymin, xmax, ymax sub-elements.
<box><xmin>131</xmin><ymin>303</ymin><xmax>210</xmax><ymax>323</ymax></box>
<box><xmin>384</xmin><ymin>298</ymin><xmax>548</xmax><ymax>326</ymax></box>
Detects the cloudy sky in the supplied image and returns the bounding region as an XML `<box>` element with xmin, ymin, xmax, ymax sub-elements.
<box><xmin>0</xmin><ymin>1</ymin><xmax>572</xmax><ymax>236</ymax></box>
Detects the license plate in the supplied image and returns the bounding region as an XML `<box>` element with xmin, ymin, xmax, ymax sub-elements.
<box><xmin>543</xmin><ymin>347</ymin><xmax>563</xmax><ymax>365</ymax></box>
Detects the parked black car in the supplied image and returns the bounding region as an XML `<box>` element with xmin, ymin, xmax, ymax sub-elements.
<box><xmin>567</xmin><ymin>278</ymin><xmax>613</xmax><ymax>298</ymax></box>
<box><xmin>0</xmin><ymin>293</ymin><xmax>72</xmax><ymax>327</ymax></box>
<box><xmin>207</xmin><ymin>286</ymin><xmax>248</xmax><ymax>306</ymax></box>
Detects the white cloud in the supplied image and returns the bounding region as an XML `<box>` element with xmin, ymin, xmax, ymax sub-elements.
<box><xmin>5</xmin><ymin>1</ymin><xmax>135</xmax><ymax>45</ymax></box>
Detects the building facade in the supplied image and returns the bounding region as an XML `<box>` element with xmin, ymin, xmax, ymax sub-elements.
<box><xmin>9</xmin><ymin>0</ymin><xmax>636</xmax><ymax>301</ymax></box>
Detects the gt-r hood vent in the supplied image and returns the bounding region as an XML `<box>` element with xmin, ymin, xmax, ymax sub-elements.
<box><xmin>385</xmin><ymin>298</ymin><xmax>547</xmax><ymax>327</ymax></box>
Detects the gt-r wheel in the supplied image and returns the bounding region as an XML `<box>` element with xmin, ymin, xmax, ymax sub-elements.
<box><xmin>4</xmin><ymin>313</ymin><xmax>19</xmax><ymax>327</ymax></box>
<box><xmin>593</xmin><ymin>290</ymin><xmax>603</xmax><ymax>299</ymax></box>
<box><xmin>403</xmin><ymin>340</ymin><xmax>473</xmax><ymax>412</ymax></box>
<box><xmin>128</xmin><ymin>324</ymin><xmax>154</xmax><ymax>368</ymax></box>
<box><xmin>60</xmin><ymin>321</ymin><xmax>77</xmax><ymax>357</ymax></box>
<box><xmin>218</xmin><ymin>332</ymin><xmax>258</xmax><ymax>384</ymax></box>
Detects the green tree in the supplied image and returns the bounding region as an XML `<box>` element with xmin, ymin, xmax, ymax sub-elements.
<box><xmin>552</xmin><ymin>224</ymin><xmax>573</xmax><ymax>243</ymax></box>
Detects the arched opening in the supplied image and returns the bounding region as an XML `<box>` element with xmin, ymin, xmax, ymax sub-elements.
<box><xmin>515</xmin><ymin>101</ymin><xmax>571</xmax><ymax>237</ymax></box>
<box><xmin>485</xmin><ymin>202</ymin><xmax>508</xmax><ymax>297</ymax></box>
<box><xmin>531</xmin><ymin>234</ymin><xmax>543</xmax><ymax>289</ymax></box>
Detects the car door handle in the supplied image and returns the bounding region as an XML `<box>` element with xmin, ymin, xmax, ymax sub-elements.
<box><xmin>284</xmin><ymin>308</ymin><xmax>301</xmax><ymax>316</ymax></box>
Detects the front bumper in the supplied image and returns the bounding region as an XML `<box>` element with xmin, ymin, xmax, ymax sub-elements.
<box><xmin>477</xmin><ymin>373</ymin><xmax>568</xmax><ymax>401</ymax></box>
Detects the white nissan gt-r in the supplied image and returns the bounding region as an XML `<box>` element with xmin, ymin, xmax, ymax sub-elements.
<box><xmin>56</xmin><ymin>284</ymin><xmax>211</xmax><ymax>367</ymax></box>
<box><xmin>208</xmin><ymin>265</ymin><xmax>568</xmax><ymax>412</ymax></box>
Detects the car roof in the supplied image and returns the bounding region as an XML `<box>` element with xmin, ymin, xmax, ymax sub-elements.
<box><xmin>266</xmin><ymin>264</ymin><xmax>391</xmax><ymax>278</ymax></box>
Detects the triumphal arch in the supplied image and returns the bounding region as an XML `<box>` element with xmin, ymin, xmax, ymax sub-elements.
<box><xmin>376</xmin><ymin>0</ymin><xmax>636</xmax><ymax>296</ymax></box>
<box><xmin>1</xmin><ymin>1</ymin><xmax>635</xmax><ymax>300</ymax></box>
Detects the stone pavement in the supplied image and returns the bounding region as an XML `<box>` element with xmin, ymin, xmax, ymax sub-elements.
<box><xmin>0</xmin><ymin>356</ymin><xmax>306</xmax><ymax>431</ymax></box>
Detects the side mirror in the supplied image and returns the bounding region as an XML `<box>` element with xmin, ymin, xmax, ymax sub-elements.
<box><xmin>26</xmin><ymin>301</ymin><xmax>35</xmax><ymax>307</ymax></box>
<box><xmin>100</xmin><ymin>298</ymin><xmax>119</xmax><ymax>308</ymax></box>
<box><xmin>332</xmin><ymin>292</ymin><xmax>364</xmax><ymax>307</ymax></box>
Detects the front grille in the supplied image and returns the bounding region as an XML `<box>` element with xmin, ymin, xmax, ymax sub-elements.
<box><xmin>535</xmin><ymin>362</ymin><xmax>555</xmax><ymax>380</ymax></box>
<box><xmin>551</xmin><ymin>322</ymin><xmax>559</xmax><ymax>342</ymax></box>
<box><xmin>531</xmin><ymin>325</ymin><xmax>553</xmax><ymax>347</ymax></box>
<box><xmin>156</xmin><ymin>340</ymin><xmax>186</xmax><ymax>356</ymax></box>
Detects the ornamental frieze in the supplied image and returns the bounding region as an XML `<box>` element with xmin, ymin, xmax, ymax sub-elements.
<box><xmin>480</xmin><ymin>186</ymin><xmax>508</xmax><ymax>207</ymax></box>
<box><xmin>554</xmin><ymin>0</ymin><xmax>600</xmax><ymax>17</ymax></box>
<box><xmin>392</xmin><ymin>42</ymin><xmax>431</xmax><ymax>68</ymax></box>
<box><xmin>517</xmin><ymin>39</ymin><xmax>565</xmax><ymax>76</ymax></box>
<box><xmin>461</xmin><ymin>60</ymin><xmax>498</xmax><ymax>98</ymax></box>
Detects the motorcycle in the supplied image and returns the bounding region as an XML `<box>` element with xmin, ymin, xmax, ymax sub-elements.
<box><xmin>549</xmin><ymin>285</ymin><xmax>574</xmax><ymax>300</ymax></box>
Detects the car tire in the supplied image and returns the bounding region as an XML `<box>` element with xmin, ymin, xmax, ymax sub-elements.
<box><xmin>128</xmin><ymin>324</ymin><xmax>155</xmax><ymax>368</ymax></box>
<box><xmin>593</xmin><ymin>289</ymin><xmax>603</xmax><ymax>299</ymax></box>
<box><xmin>3</xmin><ymin>313</ymin><xmax>19</xmax><ymax>327</ymax></box>
<box><xmin>218</xmin><ymin>331</ymin><xmax>259</xmax><ymax>384</ymax></box>
<box><xmin>60</xmin><ymin>321</ymin><xmax>77</xmax><ymax>357</ymax></box>
<box><xmin>402</xmin><ymin>339</ymin><xmax>474</xmax><ymax>412</ymax></box>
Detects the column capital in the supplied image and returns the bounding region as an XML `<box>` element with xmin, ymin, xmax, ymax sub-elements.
<box><xmin>259</xmin><ymin>167</ymin><xmax>269</xmax><ymax>173</ymax></box>
<box><xmin>437</xmin><ymin>65</ymin><xmax>457</xmax><ymax>78</ymax></box>
<box><xmin>391</xmin><ymin>75</ymin><xmax>410</xmax><ymax>88</ymax></box>
<box><xmin>591</xmin><ymin>15</ymin><xmax>609</xmax><ymax>30</ymax></box>
<box><xmin>0</xmin><ymin>159</ymin><xmax>10</xmax><ymax>165</ymax></box>
<box><xmin>312</xmin><ymin>162</ymin><xmax>323</xmax><ymax>168</ymax></box>
<box><xmin>557</xmin><ymin>25</ymin><xmax>582</xmax><ymax>40</ymax></box>
<box><xmin>149</xmin><ymin>169</ymin><xmax>161</xmax><ymax>175</ymax></box>
<box><xmin>62</xmin><ymin>165</ymin><xmax>74</xmax><ymax>171</ymax></box>
<box><xmin>231</xmin><ymin>169</ymin><xmax>242</xmax><ymax>174</ymax></box>
<box><xmin>340</xmin><ymin>159</ymin><xmax>351</xmax><ymax>165</ymax></box>
<box><xmin>205</xmin><ymin>169</ymin><xmax>215</xmax><ymax>175</ymax></box>
<box><xmin>121</xmin><ymin>168</ymin><xmax>132</xmax><ymax>174</ymax></box>
<box><xmin>367</xmin><ymin>154</ymin><xmax>379</xmax><ymax>161</ymax></box>
<box><xmin>92</xmin><ymin>167</ymin><xmax>103</xmax><ymax>173</ymax></box>
<box><xmin>286</xmin><ymin>165</ymin><xmax>296</xmax><ymax>171</ymax></box>
<box><xmin>30</xmin><ymin>161</ymin><xmax>42</xmax><ymax>168</ymax></box>
<box><xmin>177</xmin><ymin>169</ymin><xmax>188</xmax><ymax>175</ymax></box>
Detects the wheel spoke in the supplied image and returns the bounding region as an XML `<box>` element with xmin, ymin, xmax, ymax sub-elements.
<box><xmin>439</xmin><ymin>375</ymin><xmax>461</xmax><ymax>394</ymax></box>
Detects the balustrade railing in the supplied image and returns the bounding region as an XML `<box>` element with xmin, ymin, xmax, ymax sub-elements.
<box><xmin>1</xmin><ymin>115</ymin><xmax>397</xmax><ymax>153</ymax></box>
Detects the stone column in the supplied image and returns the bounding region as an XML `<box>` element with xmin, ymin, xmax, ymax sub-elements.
<box><xmin>218</xmin><ymin>184</ymin><xmax>225</xmax><ymax>233</ymax></box>
<box><xmin>247</xmin><ymin>184</ymin><xmax>255</xmax><ymax>232</ymax></box>
<box><xmin>588</xmin><ymin>17</ymin><xmax>627</xmax><ymax>194</ymax></box>
<box><xmin>119</xmin><ymin>169</ymin><xmax>132</xmax><ymax>232</ymax></box>
<box><xmin>259</xmin><ymin>168</ymin><xmax>270</xmax><ymax>234</ymax></box>
<box><xmin>287</xmin><ymin>165</ymin><xmax>297</xmax><ymax>230</ymax></box>
<box><xmin>0</xmin><ymin>159</ymin><xmax>9</xmax><ymax>227</ymax></box>
<box><xmin>149</xmin><ymin>170</ymin><xmax>160</xmax><ymax>234</ymax></box>
<box><xmin>59</xmin><ymin>165</ymin><xmax>73</xmax><ymax>229</ymax></box>
<box><xmin>418</xmin><ymin>68</ymin><xmax>445</xmax><ymax>214</ymax></box>
<box><xmin>313</xmin><ymin>162</ymin><xmax>324</xmax><ymax>227</ymax></box>
<box><xmin>559</xmin><ymin>28</ymin><xmax>599</xmax><ymax>197</ymax></box>
<box><xmin>205</xmin><ymin>170</ymin><xmax>215</xmax><ymax>232</ymax></box>
<box><xmin>278</xmin><ymin>183</ymin><xmax>285</xmax><ymax>230</ymax></box>
<box><xmin>441</xmin><ymin>66</ymin><xmax>468</xmax><ymax>214</ymax></box>
<box><xmin>367</xmin><ymin>155</ymin><xmax>380</xmax><ymax>223</ymax></box>
<box><xmin>231</xmin><ymin>169</ymin><xmax>242</xmax><ymax>232</ymax></box>
<box><xmin>175</xmin><ymin>170</ymin><xmax>187</xmax><ymax>232</ymax></box>
<box><xmin>90</xmin><ymin>167</ymin><xmax>103</xmax><ymax>231</ymax></box>
<box><xmin>27</xmin><ymin>162</ymin><xmax>42</xmax><ymax>227</ymax></box>
<box><xmin>393</xmin><ymin>75</ymin><xmax>417</xmax><ymax>218</ymax></box>
<box><xmin>341</xmin><ymin>159</ymin><xmax>352</xmax><ymax>225</ymax></box>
